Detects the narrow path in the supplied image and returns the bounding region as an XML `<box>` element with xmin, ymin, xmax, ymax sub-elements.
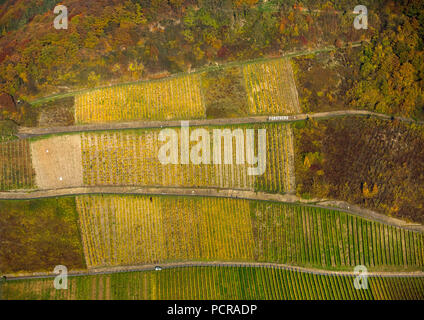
<box><xmin>5</xmin><ymin>261</ymin><xmax>424</xmax><ymax>281</ymax></box>
<box><xmin>1</xmin><ymin>186</ymin><xmax>422</xmax><ymax>232</ymax></box>
<box><xmin>17</xmin><ymin>110</ymin><xmax>424</xmax><ymax>138</ymax></box>
<box><xmin>29</xmin><ymin>41</ymin><xmax>365</xmax><ymax>106</ymax></box>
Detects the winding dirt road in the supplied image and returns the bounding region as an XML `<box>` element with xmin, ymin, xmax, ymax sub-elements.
<box><xmin>17</xmin><ymin>109</ymin><xmax>424</xmax><ymax>138</ymax></box>
<box><xmin>29</xmin><ymin>41</ymin><xmax>365</xmax><ymax>106</ymax></box>
<box><xmin>4</xmin><ymin>40</ymin><xmax>423</xmax><ymax>285</ymax></box>
<box><xmin>5</xmin><ymin>261</ymin><xmax>424</xmax><ymax>281</ymax></box>
<box><xmin>1</xmin><ymin>186</ymin><xmax>422</xmax><ymax>232</ymax></box>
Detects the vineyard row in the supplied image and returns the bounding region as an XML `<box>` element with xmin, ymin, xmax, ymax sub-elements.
<box><xmin>74</xmin><ymin>58</ymin><xmax>300</xmax><ymax>124</ymax></box>
<box><xmin>80</xmin><ymin>124</ymin><xmax>295</xmax><ymax>193</ymax></box>
<box><xmin>3</xmin><ymin>266</ymin><xmax>423</xmax><ymax>300</ymax></box>
<box><xmin>0</xmin><ymin>139</ymin><xmax>35</xmax><ymax>191</ymax></box>
<box><xmin>76</xmin><ymin>195</ymin><xmax>424</xmax><ymax>271</ymax></box>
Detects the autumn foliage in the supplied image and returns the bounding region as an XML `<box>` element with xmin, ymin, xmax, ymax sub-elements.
<box><xmin>295</xmin><ymin>117</ymin><xmax>424</xmax><ymax>223</ymax></box>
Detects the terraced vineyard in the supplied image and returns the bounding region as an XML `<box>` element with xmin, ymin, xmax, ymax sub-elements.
<box><xmin>76</xmin><ymin>195</ymin><xmax>255</xmax><ymax>268</ymax></box>
<box><xmin>75</xmin><ymin>195</ymin><xmax>424</xmax><ymax>271</ymax></box>
<box><xmin>80</xmin><ymin>124</ymin><xmax>295</xmax><ymax>193</ymax></box>
<box><xmin>3</xmin><ymin>266</ymin><xmax>424</xmax><ymax>300</ymax></box>
<box><xmin>73</xmin><ymin>58</ymin><xmax>301</xmax><ymax>124</ymax></box>
<box><xmin>75</xmin><ymin>74</ymin><xmax>205</xmax><ymax>123</ymax></box>
<box><xmin>3</xmin><ymin>0</ymin><xmax>424</xmax><ymax>303</ymax></box>
<box><xmin>252</xmin><ymin>201</ymin><xmax>424</xmax><ymax>269</ymax></box>
<box><xmin>256</xmin><ymin>123</ymin><xmax>296</xmax><ymax>193</ymax></box>
<box><xmin>0</xmin><ymin>122</ymin><xmax>295</xmax><ymax>193</ymax></box>
<box><xmin>0</xmin><ymin>139</ymin><xmax>35</xmax><ymax>191</ymax></box>
<box><xmin>243</xmin><ymin>59</ymin><xmax>301</xmax><ymax>115</ymax></box>
<box><xmin>80</xmin><ymin>129</ymin><xmax>255</xmax><ymax>190</ymax></box>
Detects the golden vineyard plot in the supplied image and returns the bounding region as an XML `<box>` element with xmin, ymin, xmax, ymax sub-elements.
<box><xmin>75</xmin><ymin>74</ymin><xmax>205</xmax><ymax>123</ymax></box>
<box><xmin>75</xmin><ymin>195</ymin><xmax>424</xmax><ymax>271</ymax></box>
<box><xmin>73</xmin><ymin>58</ymin><xmax>302</xmax><ymax>124</ymax></box>
<box><xmin>76</xmin><ymin>195</ymin><xmax>255</xmax><ymax>268</ymax></box>
<box><xmin>80</xmin><ymin>124</ymin><xmax>295</xmax><ymax>193</ymax></box>
<box><xmin>3</xmin><ymin>123</ymin><xmax>295</xmax><ymax>193</ymax></box>
<box><xmin>0</xmin><ymin>139</ymin><xmax>35</xmax><ymax>191</ymax></box>
<box><xmin>243</xmin><ymin>59</ymin><xmax>301</xmax><ymax>115</ymax></box>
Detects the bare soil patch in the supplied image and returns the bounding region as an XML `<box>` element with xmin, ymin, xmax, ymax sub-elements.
<box><xmin>30</xmin><ymin>134</ymin><xmax>83</xmax><ymax>189</ymax></box>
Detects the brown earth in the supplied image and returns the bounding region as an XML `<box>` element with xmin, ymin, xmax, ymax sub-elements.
<box><xmin>30</xmin><ymin>134</ymin><xmax>83</xmax><ymax>189</ymax></box>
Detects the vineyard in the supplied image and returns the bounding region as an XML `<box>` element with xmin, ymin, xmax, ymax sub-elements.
<box><xmin>80</xmin><ymin>129</ymin><xmax>255</xmax><ymax>190</ymax></box>
<box><xmin>76</xmin><ymin>195</ymin><xmax>255</xmax><ymax>268</ymax></box>
<box><xmin>80</xmin><ymin>124</ymin><xmax>295</xmax><ymax>193</ymax></box>
<box><xmin>243</xmin><ymin>59</ymin><xmax>301</xmax><ymax>115</ymax></box>
<box><xmin>0</xmin><ymin>123</ymin><xmax>296</xmax><ymax>193</ymax></box>
<box><xmin>251</xmin><ymin>201</ymin><xmax>423</xmax><ymax>269</ymax></box>
<box><xmin>75</xmin><ymin>195</ymin><xmax>424</xmax><ymax>271</ymax></box>
<box><xmin>75</xmin><ymin>74</ymin><xmax>205</xmax><ymax>123</ymax></box>
<box><xmin>0</xmin><ymin>139</ymin><xmax>35</xmax><ymax>191</ymax></box>
<box><xmin>3</xmin><ymin>266</ymin><xmax>424</xmax><ymax>300</ymax></box>
<box><xmin>255</xmin><ymin>123</ymin><xmax>296</xmax><ymax>193</ymax></box>
<box><xmin>2</xmin><ymin>0</ymin><xmax>424</xmax><ymax>302</ymax></box>
<box><xmin>73</xmin><ymin>58</ymin><xmax>302</xmax><ymax>124</ymax></box>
